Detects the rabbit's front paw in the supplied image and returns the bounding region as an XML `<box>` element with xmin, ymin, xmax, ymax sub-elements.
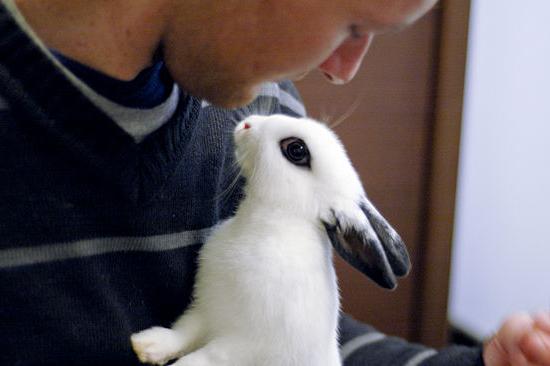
<box><xmin>131</xmin><ymin>326</ymin><xmax>184</xmax><ymax>365</ymax></box>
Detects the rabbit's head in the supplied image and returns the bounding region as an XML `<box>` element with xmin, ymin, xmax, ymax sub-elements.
<box><xmin>233</xmin><ymin>114</ymin><xmax>410</xmax><ymax>289</ymax></box>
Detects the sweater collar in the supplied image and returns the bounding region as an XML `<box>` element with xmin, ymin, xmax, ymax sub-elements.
<box><xmin>0</xmin><ymin>2</ymin><xmax>202</xmax><ymax>204</ymax></box>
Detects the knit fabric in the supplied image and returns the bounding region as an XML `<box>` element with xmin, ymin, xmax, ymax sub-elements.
<box><xmin>0</xmin><ymin>1</ymin><xmax>483</xmax><ymax>365</ymax></box>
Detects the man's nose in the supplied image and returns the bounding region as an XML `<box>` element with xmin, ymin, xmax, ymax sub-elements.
<box><xmin>318</xmin><ymin>33</ymin><xmax>373</xmax><ymax>84</ymax></box>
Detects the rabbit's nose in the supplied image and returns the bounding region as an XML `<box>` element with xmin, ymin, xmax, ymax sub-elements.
<box><xmin>235</xmin><ymin>121</ymin><xmax>252</xmax><ymax>135</ymax></box>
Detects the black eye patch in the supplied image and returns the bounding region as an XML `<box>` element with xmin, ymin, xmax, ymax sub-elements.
<box><xmin>280</xmin><ymin>137</ymin><xmax>311</xmax><ymax>168</ymax></box>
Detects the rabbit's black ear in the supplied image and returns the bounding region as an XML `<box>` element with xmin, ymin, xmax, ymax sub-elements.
<box><xmin>322</xmin><ymin>198</ymin><xmax>410</xmax><ymax>290</ymax></box>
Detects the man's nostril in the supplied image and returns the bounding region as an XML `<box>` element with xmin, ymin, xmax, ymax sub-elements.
<box><xmin>323</xmin><ymin>72</ymin><xmax>334</xmax><ymax>82</ymax></box>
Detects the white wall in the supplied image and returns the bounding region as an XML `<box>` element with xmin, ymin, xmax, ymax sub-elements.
<box><xmin>448</xmin><ymin>0</ymin><xmax>550</xmax><ymax>340</ymax></box>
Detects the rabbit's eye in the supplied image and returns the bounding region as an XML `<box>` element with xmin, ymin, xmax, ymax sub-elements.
<box><xmin>280</xmin><ymin>137</ymin><xmax>311</xmax><ymax>168</ymax></box>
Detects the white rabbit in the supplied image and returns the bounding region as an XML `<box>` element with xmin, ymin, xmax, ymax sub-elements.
<box><xmin>131</xmin><ymin>114</ymin><xmax>410</xmax><ymax>366</ymax></box>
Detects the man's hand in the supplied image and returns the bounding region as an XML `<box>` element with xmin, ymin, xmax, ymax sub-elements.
<box><xmin>484</xmin><ymin>312</ymin><xmax>550</xmax><ymax>366</ymax></box>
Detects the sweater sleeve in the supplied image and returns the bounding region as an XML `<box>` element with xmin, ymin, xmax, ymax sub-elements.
<box><xmin>339</xmin><ymin>314</ymin><xmax>485</xmax><ymax>366</ymax></box>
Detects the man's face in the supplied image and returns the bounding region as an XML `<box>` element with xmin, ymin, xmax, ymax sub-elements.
<box><xmin>161</xmin><ymin>0</ymin><xmax>438</xmax><ymax>108</ymax></box>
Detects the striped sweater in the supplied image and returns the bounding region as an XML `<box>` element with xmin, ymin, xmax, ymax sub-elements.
<box><xmin>0</xmin><ymin>1</ymin><xmax>483</xmax><ymax>365</ymax></box>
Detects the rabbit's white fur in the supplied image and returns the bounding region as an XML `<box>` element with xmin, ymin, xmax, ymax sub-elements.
<box><xmin>131</xmin><ymin>115</ymin><xmax>371</xmax><ymax>366</ymax></box>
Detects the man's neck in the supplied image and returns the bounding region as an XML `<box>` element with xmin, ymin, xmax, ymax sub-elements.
<box><xmin>13</xmin><ymin>0</ymin><xmax>168</xmax><ymax>80</ymax></box>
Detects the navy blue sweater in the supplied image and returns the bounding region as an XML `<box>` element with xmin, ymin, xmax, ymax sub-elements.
<box><xmin>0</xmin><ymin>2</ymin><xmax>483</xmax><ymax>365</ymax></box>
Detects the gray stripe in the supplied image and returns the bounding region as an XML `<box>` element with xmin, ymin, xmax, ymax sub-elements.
<box><xmin>340</xmin><ymin>332</ymin><xmax>386</xmax><ymax>361</ymax></box>
<box><xmin>253</xmin><ymin>83</ymin><xmax>306</xmax><ymax>117</ymax></box>
<box><xmin>403</xmin><ymin>349</ymin><xmax>438</xmax><ymax>366</ymax></box>
<box><xmin>201</xmin><ymin>82</ymin><xmax>306</xmax><ymax>117</ymax></box>
<box><xmin>278</xmin><ymin>88</ymin><xmax>306</xmax><ymax>117</ymax></box>
<box><xmin>0</xmin><ymin>228</ymin><xmax>213</xmax><ymax>268</ymax></box>
<box><xmin>80</xmin><ymin>84</ymin><xmax>180</xmax><ymax>143</ymax></box>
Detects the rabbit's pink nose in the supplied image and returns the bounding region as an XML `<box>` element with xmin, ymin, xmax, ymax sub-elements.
<box><xmin>243</xmin><ymin>122</ymin><xmax>251</xmax><ymax>129</ymax></box>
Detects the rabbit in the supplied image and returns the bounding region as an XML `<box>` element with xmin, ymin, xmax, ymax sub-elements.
<box><xmin>131</xmin><ymin>114</ymin><xmax>410</xmax><ymax>366</ymax></box>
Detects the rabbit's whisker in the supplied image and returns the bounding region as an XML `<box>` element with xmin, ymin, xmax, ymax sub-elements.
<box><xmin>329</xmin><ymin>97</ymin><xmax>362</xmax><ymax>129</ymax></box>
<box><xmin>213</xmin><ymin>169</ymin><xmax>243</xmax><ymax>204</ymax></box>
<box><xmin>212</xmin><ymin>148</ymin><xmax>251</xmax><ymax>203</ymax></box>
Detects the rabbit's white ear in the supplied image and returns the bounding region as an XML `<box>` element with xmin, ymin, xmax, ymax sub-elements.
<box><xmin>323</xmin><ymin>198</ymin><xmax>410</xmax><ymax>290</ymax></box>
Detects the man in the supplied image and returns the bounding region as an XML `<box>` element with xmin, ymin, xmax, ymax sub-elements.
<box><xmin>0</xmin><ymin>0</ymin><xmax>548</xmax><ymax>365</ymax></box>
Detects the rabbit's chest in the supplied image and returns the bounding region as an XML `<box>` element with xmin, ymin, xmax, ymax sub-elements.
<box><xmin>200</xmin><ymin>222</ymin><xmax>340</xmax><ymax>326</ymax></box>
<box><xmin>230</xmin><ymin>224</ymin><xmax>333</xmax><ymax>287</ymax></box>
